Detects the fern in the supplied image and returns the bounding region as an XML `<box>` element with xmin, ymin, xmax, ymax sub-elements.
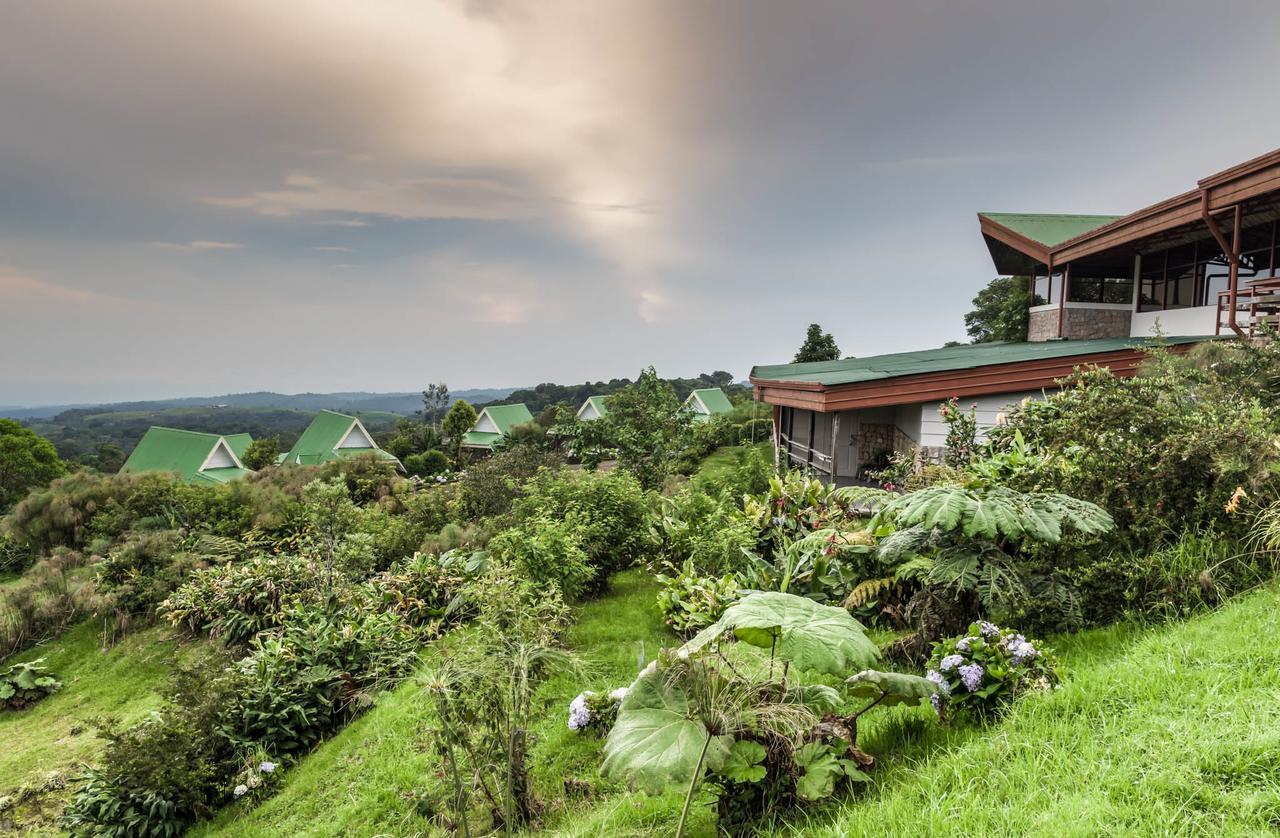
<box><xmin>844</xmin><ymin>577</ymin><xmax>894</xmax><ymax>609</ymax></box>
<box><xmin>873</xmin><ymin>484</ymin><xmax>1112</xmax><ymax>546</ymax></box>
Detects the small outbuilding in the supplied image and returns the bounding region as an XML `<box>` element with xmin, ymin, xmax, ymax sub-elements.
<box><xmin>462</xmin><ymin>403</ymin><xmax>535</xmax><ymax>451</ymax></box>
<box><xmin>282</xmin><ymin>409</ymin><xmax>403</xmax><ymax>470</ymax></box>
<box><xmin>576</xmin><ymin>395</ymin><xmax>609</xmax><ymax>422</ymax></box>
<box><xmin>683</xmin><ymin>387</ymin><xmax>734</xmax><ymax>423</ymax></box>
<box><xmin>120</xmin><ymin>426</ymin><xmax>254</xmax><ymax>485</ymax></box>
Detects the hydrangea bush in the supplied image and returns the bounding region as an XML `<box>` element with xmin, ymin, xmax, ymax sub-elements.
<box><xmin>567</xmin><ymin>687</ymin><xmax>627</xmax><ymax>736</ymax></box>
<box><xmin>926</xmin><ymin>621</ymin><xmax>1057</xmax><ymax>721</ymax></box>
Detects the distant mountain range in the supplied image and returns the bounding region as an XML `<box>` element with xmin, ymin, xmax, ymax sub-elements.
<box><xmin>0</xmin><ymin>388</ymin><xmax>522</xmax><ymax>420</ymax></box>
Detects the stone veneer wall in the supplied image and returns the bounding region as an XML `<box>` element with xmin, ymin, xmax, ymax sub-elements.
<box><xmin>1028</xmin><ymin>307</ymin><xmax>1131</xmax><ymax>342</ymax></box>
<box><xmin>1062</xmin><ymin>307</ymin><xmax>1131</xmax><ymax>340</ymax></box>
<box><xmin>856</xmin><ymin>423</ymin><xmax>917</xmax><ymax>472</ymax></box>
<box><xmin>1028</xmin><ymin>309</ymin><xmax>1058</xmax><ymax>342</ymax></box>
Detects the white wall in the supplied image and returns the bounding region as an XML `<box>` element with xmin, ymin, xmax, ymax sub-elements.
<box><xmin>578</xmin><ymin>401</ymin><xmax>601</xmax><ymax>421</ymax></box>
<box><xmin>1130</xmin><ymin>305</ymin><xmax>1218</xmax><ymax>338</ymax></box>
<box><xmin>336</xmin><ymin>423</ymin><xmax>374</xmax><ymax>449</ymax></box>
<box><xmin>918</xmin><ymin>390</ymin><xmax>1051</xmax><ymax>447</ymax></box>
<box><xmin>474</xmin><ymin>412</ymin><xmax>499</xmax><ymax>433</ymax></box>
<box><xmin>203</xmin><ymin>441</ymin><xmax>237</xmax><ymax>469</ymax></box>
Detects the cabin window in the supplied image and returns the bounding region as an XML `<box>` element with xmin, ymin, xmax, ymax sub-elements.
<box><xmin>1138</xmin><ymin>219</ymin><xmax>1279</xmax><ymax>312</ymax></box>
<box><xmin>1067</xmin><ymin>276</ymin><xmax>1133</xmax><ymax>304</ymax></box>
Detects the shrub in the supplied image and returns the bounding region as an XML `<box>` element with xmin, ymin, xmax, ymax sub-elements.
<box><xmin>224</xmin><ymin>605</ymin><xmax>418</xmax><ymax>756</ymax></box>
<box><xmin>654</xmin><ymin>561</ymin><xmax>742</xmax><ymax>634</ymax></box>
<box><xmin>0</xmin><ymin>419</ymin><xmax>66</xmax><ymax>513</ymax></box>
<box><xmin>456</xmin><ymin>448</ymin><xmax>563</xmax><ymax>521</ymax></box>
<box><xmin>356</xmin><ymin>551</ymin><xmax>471</xmax><ymax>632</ymax></box>
<box><xmin>0</xmin><ymin>530</ymin><xmax>33</xmax><ymax>574</ymax></box>
<box><xmin>404</xmin><ymin>449</ymin><xmax>449</xmax><ymax>477</ymax></box>
<box><xmin>5</xmin><ymin>471</ymin><xmax>140</xmax><ymax>554</ymax></box>
<box><xmin>567</xmin><ymin>688</ymin><xmax>626</xmax><ymax>736</ymax></box>
<box><xmin>926</xmin><ymin>621</ymin><xmax>1058</xmax><ymax>722</ymax></box>
<box><xmin>487</xmin><ymin>516</ymin><xmax>594</xmax><ymax>600</ymax></box>
<box><xmin>0</xmin><ymin>657</ymin><xmax>61</xmax><ymax>710</ymax></box>
<box><xmin>0</xmin><ymin>548</ymin><xmax>105</xmax><ymax>658</ymax></box>
<box><xmin>399</xmin><ymin>483</ymin><xmax>457</xmax><ymax>535</ymax></box>
<box><xmin>654</xmin><ymin>489</ymin><xmax>758</xmax><ymax>578</ymax></box>
<box><xmin>95</xmin><ymin>529</ymin><xmax>187</xmax><ymax>618</ymax></box>
<box><xmin>512</xmin><ymin>469</ymin><xmax>654</xmax><ymax>589</ymax></box>
<box><xmin>62</xmin><ymin>658</ymin><xmax>240</xmax><ymax>836</ymax></box>
<box><xmin>159</xmin><ymin>554</ymin><xmax>318</xmax><ymax>644</ymax></box>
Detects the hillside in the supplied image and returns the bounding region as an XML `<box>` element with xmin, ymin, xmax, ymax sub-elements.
<box><xmin>186</xmin><ymin>576</ymin><xmax>1280</xmax><ymax>837</ymax></box>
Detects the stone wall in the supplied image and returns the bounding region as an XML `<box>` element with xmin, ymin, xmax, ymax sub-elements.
<box><xmin>857</xmin><ymin>422</ymin><xmax>915</xmax><ymax>471</ymax></box>
<box><xmin>1063</xmin><ymin>307</ymin><xmax>1131</xmax><ymax>340</ymax></box>
<box><xmin>1028</xmin><ymin>309</ymin><xmax>1058</xmax><ymax>342</ymax></box>
<box><xmin>1028</xmin><ymin>307</ymin><xmax>1132</xmax><ymax>342</ymax></box>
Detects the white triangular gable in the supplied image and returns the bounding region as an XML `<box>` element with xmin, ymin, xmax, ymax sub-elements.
<box><xmin>201</xmin><ymin>438</ymin><xmax>242</xmax><ymax>471</ymax></box>
<box><xmin>685</xmin><ymin>392</ymin><xmax>708</xmax><ymax>415</ymax></box>
<box><xmin>335</xmin><ymin>419</ymin><xmax>375</xmax><ymax>450</ymax></box>
<box><xmin>577</xmin><ymin>400</ymin><xmax>601</xmax><ymax>421</ymax></box>
<box><xmin>474</xmin><ymin>410</ymin><xmax>500</xmax><ymax>433</ymax></box>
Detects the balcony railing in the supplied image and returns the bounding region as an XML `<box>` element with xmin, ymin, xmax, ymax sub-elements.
<box><xmin>1216</xmin><ymin>277</ymin><xmax>1280</xmax><ymax>336</ymax></box>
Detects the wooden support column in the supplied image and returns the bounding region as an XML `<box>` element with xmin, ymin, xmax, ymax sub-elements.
<box><xmin>1202</xmin><ymin>193</ymin><xmax>1246</xmax><ymax>338</ymax></box>
<box><xmin>830</xmin><ymin>413</ymin><xmax>841</xmax><ymax>486</ymax></box>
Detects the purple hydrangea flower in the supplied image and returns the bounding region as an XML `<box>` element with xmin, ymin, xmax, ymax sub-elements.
<box><xmin>979</xmin><ymin>621</ymin><xmax>1000</xmax><ymax>638</ymax></box>
<box><xmin>958</xmin><ymin>662</ymin><xmax>984</xmax><ymax>692</ymax></box>
<box><xmin>1009</xmin><ymin>640</ymin><xmax>1038</xmax><ymax>666</ymax></box>
<box><xmin>925</xmin><ymin>668</ymin><xmax>950</xmax><ymax>696</ymax></box>
<box><xmin>956</xmin><ymin>637</ymin><xmax>976</xmax><ymax>652</ymax></box>
<box><xmin>940</xmin><ymin>654</ymin><xmax>964</xmax><ymax>672</ymax></box>
<box><xmin>568</xmin><ymin>692</ymin><xmax>593</xmax><ymax>730</ymax></box>
<box><xmin>930</xmin><ymin>692</ymin><xmax>945</xmax><ymax>716</ymax></box>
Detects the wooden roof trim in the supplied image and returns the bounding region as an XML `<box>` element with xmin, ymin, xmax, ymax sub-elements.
<box><xmin>977</xmin><ymin>216</ymin><xmax>1051</xmax><ymax>264</ymax></box>
<box><xmin>990</xmin><ymin>148</ymin><xmax>1280</xmax><ymax>268</ymax></box>
<box><xmin>752</xmin><ymin>345</ymin><xmax>1196</xmax><ymax>412</ymax></box>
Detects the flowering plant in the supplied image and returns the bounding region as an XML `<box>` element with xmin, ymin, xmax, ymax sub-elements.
<box><xmin>567</xmin><ymin>687</ymin><xmax>627</xmax><ymax>736</ymax></box>
<box><xmin>228</xmin><ymin>749</ymin><xmax>282</xmax><ymax>805</ymax></box>
<box><xmin>926</xmin><ymin>621</ymin><xmax>1057</xmax><ymax>721</ymax></box>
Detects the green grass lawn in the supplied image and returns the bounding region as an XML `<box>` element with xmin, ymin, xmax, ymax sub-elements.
<box><xmin>196</xmin><ymin>575</ymin><xmax>1280</xmax><ymax>837</ymax></box>
<box><xmin>692</xmin><ymin>442</ymin><xmax>772</xmax><ymax>488</ymax></box>
<box><xmin>0</xmin><ymin>620</ymin><xmax>206</xmax><ymax>833</ymax></box>
<box><xmin>192</xmin><ymin>569</ymin><xmax>683</xmax><ymax>837</ymax></box>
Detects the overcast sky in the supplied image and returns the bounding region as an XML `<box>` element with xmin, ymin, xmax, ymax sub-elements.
<box><xmin>3</xmin><ymin>1</ymin><xmax>1280</xmax><ymax>404</ymax></box>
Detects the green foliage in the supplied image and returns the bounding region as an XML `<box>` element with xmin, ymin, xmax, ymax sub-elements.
<box><xmin>455</xmin><ymin>446</ymin><xmax>562</xmax><ymax>521</ymax></box>
<box><xmin>989</xmin><ymin>350</ymin><xmax>1280</xmax><ymax>548</ymax></box>
<box><xmin>654</xmin><ymin>561</ymin><xmax>742</xmax><ymax>635</ymax></box>
<box><xmin>654</xmin><ymin>488</ymin><xmax>758</xmax><ymax>578</ymax></box>
<box><xmin>512</xmin><ymin>468</ymin><xmax>653</xmax><ymax>590</ymax></box>
<box><xmin>792</xmin><ymin>740</ymin><xmax>867</xmax><ymax>801</ymax></box>
<box><xmin>0</xmin><ymin>658</ymin><xmax>61</xmax><ymax>710</ymax></box>
<box><xmin>792</xmin><ymin>323</ymin><xmax>841</xmax><ymax>363</ymax></box>
<box><xmin>872</xmin><ymin>483</ymin><xmax>1113</xmax><ymax>545</ymax></box>
<box><xmin>718</xmin><ymin>739</ymin><xmax>767</xmax><ymax>784</ymax></box>
<box><xmin>684</xmin><ymin>591</ymin><xmax>879</xmax><ymax>676</ymax></box>
<box><xmin>159</xmin><ymin>555</ymin><xmax>318</xmax><ymax>645</ymax></box>
<box><xmin>845</xmin><ymin>669</ymin><xmax>939</xmax><ymax>708</ymax></box>
<box><xmin>95</xmin><ymin>529</ymin><xmax>187</xmax><ymax>618</ymax></box>
<box><xmin>0</xmin><ymin>548</ymin><xmax>104</xmax><ymax>658</ymax></box>
<box><xmin>224</xmin><ymin>604</ymin><xmax>418</xmax><ymax>757</ymax></box>
<box><xmin>403</xmin><ymin>449</ymin><xmax>448</xmax><ymax>477</ymax></box>
<box><xmin>240</xmin><ymin>435</ymin><xmax>281</xmax><ymax>471</ymax></box>
<box><xmin>62</xmin><ymin>658</ymin><xmax>241</xmax><ymax>837</ymax></box>
<box><xmin>585</xmin><ymin>367</ymin><xmax>693</xmax><ymax>490</ymax></box>
<box><xmin>441</xmin><ymin>399</ymin><xmax>478</xmax><ymax>463</ymax></box>
<box><xmin>964</xmin><ymin>275</ymin><xmax>1030</xmax><ymax>343</ymax></box>
<box><xmin>487</xmin><ymin>515</ymin><xmax>594</xmax><ymax>600</ymax></box>
<box><xmin>926</xmin><ymin>621</ymin><xmax>1058</xmax><ymax>722</ymax></box>
<box><xmin>0</xmin><ymin>419</ymin><xmax>66</xmax><ymax>514</ymax></box>
<box><xmin>938</xmin><ymin>397</ymin><xmax>978</xmax><ymax>468</ymax></box>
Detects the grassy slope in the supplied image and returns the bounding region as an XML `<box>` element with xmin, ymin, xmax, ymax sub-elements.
<box><xmin>788</xmin><ymin>585</ymin><xmax>1280</xmax><ymax>837</ymax></box>
<box><xmin>0</xmin><ymin>621</ymin><xmax>205</xmax><ymax>832</ymax></box>
<box><xmin>192</xmin><ymin>569</ymin><xmax>685</xmax><ymax>837</ymax></box>
<box><xmin>202</xmin><ymin>576</ymin><xmax>1280</xmax><ymax>838</ymax></box>
<box><xmin>691</xmin><ymin>442</ymin><xmax>772</xmax><ymax>487</ymax></box>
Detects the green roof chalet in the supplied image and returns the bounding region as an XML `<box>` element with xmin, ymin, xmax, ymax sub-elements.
<box><xmin>120</xmin><ymin>426</ymin><xmax>254</xmax><ymax>485</ymax></box>
<box><xmin>683</xmin><ymin>387</ymin><xmax>734</xmax><ymax>423</ymax></box>
<box><xmin>462</xmin><ymin>403</ymin><xmax>535</xmax><ymax>451</ymax></box>
<box><xmin>576</xmin><ymin>395</ymin><xmax>609</xmax><ymax>421</ymax></box>
<box><xmin>282</xmin><ymin>410</ymin><xmax>403</xmax><ymax>470</ymax></box>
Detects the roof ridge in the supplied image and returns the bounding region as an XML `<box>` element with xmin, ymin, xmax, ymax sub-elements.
<box><xmin>147</xmin><ymin>425</ymin><xmax>222</xmax><ymax>439</ymax></box>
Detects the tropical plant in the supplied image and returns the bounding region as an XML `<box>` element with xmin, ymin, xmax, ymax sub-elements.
<box><xmin>441</xmin><ymin>399</ymin><xmax>479</xmax><ymax>464</ymax></box>
<box><xmin>602</xmin><ymin>591</ymin><xmax>888</xmax><ymax>837</ymax></box>
<box><xmin>159</xmin><ymin>554</ymin><xmax>319</xmax><ymax>644</ymax></box>
<box><xmin>566</xmin><ymin>687</ymin><xmax>627</xmax><ymax>736</ymax></box>
<box><xmin>0</xmin><ymin>418</ymin><xmax>66</xmax><ymax>513</ymax></box>
<box><xmin>925</xmin><ymin>620</ymin><xmax>1058</xmax><ymax>721</ymax></box>
<box><xmin>963</xmin><ymin>275</ymin><xmax>1030</xmax><ymax>343</ymax></box>
<box><xmin>239</xmin><ymin>435</ymin><xmax>281</xmax><ymax>471</ymax></box>
<box><xmin>1</xmin><ymin>657</ymin><xmax>61</xmax><ymax>709</ymax></box>
<box><xmin>654</xmin><ymin>561</ymin><xmax>742</xmax><ymax>634</ymax></box>
<box><xmin>582</xmin><ymin>366</ymin><xmax>693</xmax><ymax>490</ymax></box>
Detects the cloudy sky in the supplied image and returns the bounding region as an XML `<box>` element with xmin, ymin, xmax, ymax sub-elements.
<box><xmin>3</xmin><ymin>1</ymin><xmax>1279</xmax><ymax>404</ymax></box>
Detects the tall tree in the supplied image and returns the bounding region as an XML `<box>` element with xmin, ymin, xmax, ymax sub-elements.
<box><xmin>793</xmin><ymin>324</ymin><xmax>841</xmax><ymax>363</ymax></box>
<box><xmin>441</xmin><ymin>399</ymin><xmax>479</xmax><ymax>464</ymax></box>
<box><xmin>589</xmin><ymin>366</ymin><xmax>692</xmax><ymax>490</ymax></box>
<box><xmin>0</xmin><ymin>419</ymin><xmax>66</xmax><ymax>512</ymax></box>
<box><xmin>240</xmin><ymin>435</ymin><xmax>282</xmax><ymax>471</ymax></box>
<box><xmin>964</xmin><ymin>276</ymin><xmax>1030</xmax><ymax>343</ymax></box>
<box><xmin>422</xmin><ymin>383</ymin><xmax>451</xmax><ymax>428</ymax></box>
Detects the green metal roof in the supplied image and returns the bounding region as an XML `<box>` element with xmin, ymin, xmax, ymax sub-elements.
<box><xmin>120</xmin><ymin>426</ymin><xmax>253</xmax><ymax>485</ymax></box>
<box><xmin>282</xmin><ymin>409</ymin><xmax>402</xmax><ymax>469</ymax></box>
<box><xmin>583</xmin><ymin>395</ymin><xmax>609</xmax><ymax>416</ymax></box>
<box><xmin>752</xmin><ymin>336</ymin><xmax>1215</xmax><ymax>387</ymax></box>
<box><xmin>461</xmin><ymin>430</ymin><xmax>504</xmax><ymax>449</ymax></box>
<box><xmin>479</xmin><ymin>403</ymin><xmax>535</xmax><ymax>435</ymax></box>
<box><xmin>687</xmin><ymin>388</ymin><xmax>734</xmax><ymax>415</ymax></box>
<box><xmin>979</xmin><ymin>213</ymin><xmax>1123</xmax><ymax>248</ymax></box>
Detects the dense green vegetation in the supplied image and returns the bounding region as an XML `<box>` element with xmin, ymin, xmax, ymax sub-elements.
<box><xmin>3</xmin><ymin>339</ymin><xmax>1280</xmax><ymax>836</ymax></box>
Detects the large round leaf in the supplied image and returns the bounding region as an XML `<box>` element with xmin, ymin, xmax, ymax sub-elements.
<box><xmin>846</xmin><ymin>669</ymin><xmax>938</xmax><ymax>706</ymax></box>
<box><xmin>601</xmin><ymin>666</ymin><xmax>732</xmax><ymax>795</ymax></box>
<box><xmin>683</xmin><ymin>591</ymin><xmax>879</xmax><ymax>676</ymax></box>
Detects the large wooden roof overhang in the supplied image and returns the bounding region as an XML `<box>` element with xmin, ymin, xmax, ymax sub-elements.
<box><xmin>982</xmin><ymin>147</ymin><xmax>1280</xmax><ymax>277</ymax></box>
<box><xmin>751</xmin><ymin>345</ymin><xmax>1196</xmax><ymax>413</ymax></box>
